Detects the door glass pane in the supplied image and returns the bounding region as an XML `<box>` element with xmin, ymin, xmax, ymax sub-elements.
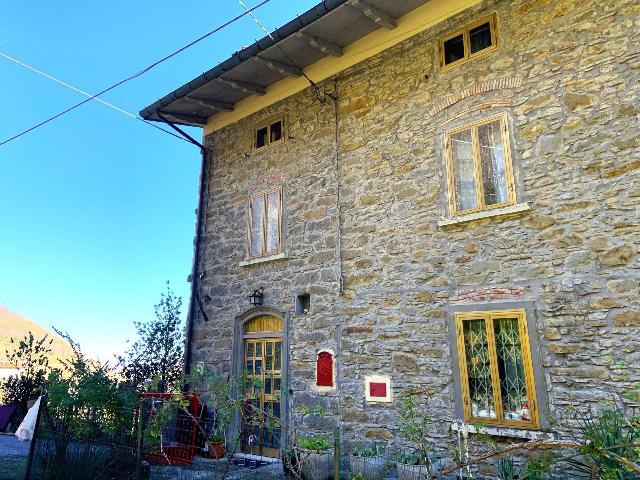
<box><xmin>266</xmin><ymin>342</ymin><xmax>273</xmax><ymax>356</ymax></box>
<box><xmin>266</xmin><ymin>355</ymin><xmax>273</xmax><ymax>371</ymax></box>
<box><xmin>255</xmin><ymin>360</ymin><xmax>262</xmax><ymax>375</ymax></box>
<box><xmin>266</xmin><ymin>191</ymin><xmax>280</xmax><ymax>254</ymax></box>
<box><xmin>493</xmin><ymin>317</ymin><xmax>530</xmax><ymax>421</ymax></box>
<box><xmin>444</xmin><ymin>34</ymin><xmax>465</xmax><ymax>65</ymax></box>
<box><xmin>463</xmin><ymin>319</ymin><xmax>496</xmax><ymax>418</ymax></box>
<box><xmin>250</xmin><ymin>195</ymin><xmax>265</xmax><ymax>257</ymax></box>
<box><xmin>478</xmin><ymin>120</ymin><xmax>509</xmax><ymax>206</ymax></box>
<box><xmin>274</xmin><ymin>377</ymin><xmax>281</xmax><ymax>393</ymax></box>
<box><xmin>246</xmin><ymin>360</ymin><xmax>253</xmax><ymax>374</ymax></box>
<box><xmin>469</xmin><ymin>22</ymin><xmax>492</xmax><ymax>54</ymax></box>
<box><xmin>274</xmin><ymin>342</ymin><xmax>282</xmax><ymax>370</ymax></box>
<box><xmin>264</xmin><ymin>376</ymin><xmax>272</xmax><ymax>394</ymax></box>
<box><xmin>255</xmin><ymin>342</ymin><xmax>262</xmax><ymax>357</ymax></box>
<box><xmin>247</xmin><ymin>343</ymin><xmax>254</xmax><ymax>358</ymax></box>
<box><xmin>450</xmin><ymin>129</ymin><xmax>478</xmax><ymax>212</ymax></box>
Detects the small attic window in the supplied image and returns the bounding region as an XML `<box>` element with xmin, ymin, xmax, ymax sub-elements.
<box><xmin>443</xmin><ymin>34</ymin><xmax>465</xmax><ymax>65</ymax></box>
<box><xmin>469</xmin><ymin>22</ymin><xmax>492</xmax><ymax>54</ymax></box>
<box><xmin>440</xmin><ymin>14</ymin><xmax>498</xmax><ymax>69</ymax></box>
<box><xmin>270</xmin><ymin>120</ymin><xmax>283</xmax><ymax>143</ymax></box>
<box><xmin>256</xmin><ymin>127</ymin><xmax>268</xmax><ymax>149</ymax></box>
<box><xmin>255</xmin><ymin>117</ymin><xmax>284</xmax><ymax>149</ymax></box>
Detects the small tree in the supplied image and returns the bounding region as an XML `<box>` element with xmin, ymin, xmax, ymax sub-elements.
<box><xmin>119</xmin><ymin>282</ymin><xmax>184</xmax><ymax>392</ymax></box>
<box><xmin>1</xmin><ymin>332</ymin><xmax>52</xmax><ymax>416</ymax></box>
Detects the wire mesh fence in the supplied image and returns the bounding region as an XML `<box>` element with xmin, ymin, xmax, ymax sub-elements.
<box><xmin>24</xmin><ymin>394</ymin><xmax>462</xmax><ymax>480</ymax></box>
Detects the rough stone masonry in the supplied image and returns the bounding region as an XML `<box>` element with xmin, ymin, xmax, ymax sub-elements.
<box><xmin>191</xmin><ymin>0</ymin><xmax>639</xmax><ymax>456</ymax></box>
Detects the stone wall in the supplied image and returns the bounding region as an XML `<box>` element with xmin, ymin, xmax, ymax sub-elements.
<box><xmin>194</xmin><ymin>0</ymin><xmax>639</xmax><ymax>454</ymax></box>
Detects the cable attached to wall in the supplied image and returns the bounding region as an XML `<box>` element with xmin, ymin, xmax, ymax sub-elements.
<box><xmin>332</xmin><ymin>78</ymin><xmax>344</xmax><ymax>296</ymax></box>
<box><xmin>236</xmin><ymin>0</ymin><xmax>335</xmax><ymax>106</ymax></box>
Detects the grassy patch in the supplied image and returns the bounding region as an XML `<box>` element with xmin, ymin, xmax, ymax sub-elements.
<box><xmin>0</xmin><ymin>456</ymin><xmax>27</xmax><ymax>480</ymax></box>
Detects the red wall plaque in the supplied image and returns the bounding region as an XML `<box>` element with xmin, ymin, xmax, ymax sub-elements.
<box><xmin>316</xmin><ymin>351</ymin><xmax>333</xmax><ymax>387</ymax></box>
<box><xmin>369</xmin><ymin>382</ymin><xmax>387</xmax><ymax>398</ymax></box>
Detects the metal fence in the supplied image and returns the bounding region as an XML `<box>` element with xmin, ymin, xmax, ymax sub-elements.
<box><xmin>24</xmin><ymin>396</ymin><xmax>459</xmax><ymax>480</ymax></box>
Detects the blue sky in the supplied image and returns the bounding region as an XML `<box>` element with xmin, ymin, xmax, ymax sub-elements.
<box><xmin>0</xmin><ymin>0</ymin><xmax>317</xmax><ymax>361</ymax></box>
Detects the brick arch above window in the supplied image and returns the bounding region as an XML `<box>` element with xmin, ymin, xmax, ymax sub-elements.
<box><xmin>429</xmin><ymin>77</ymin><xmax>523</xmax><ymax>117</ymax></box>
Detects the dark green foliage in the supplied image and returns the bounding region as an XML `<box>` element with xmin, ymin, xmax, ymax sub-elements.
<box><xmin>351</xmin><ymin>443</ymin><xmax>386</xmax><ymax>458</ymax></box>
<box><xmin>563</xmin><ymin>408</ymin><xmax>640</xmax><ymax>480</ymax></box>
<box><xmin>0</xmin><ymin>332</ymin><xmax>52</xmax><ymax>416</ymax></box>
<box><xmin>31</xmin><ymin>333</ymin><xmax>137</xmax><ymax>480</ymax></box>
<box><xmin>299</xmin><ymin>435</ymin><xmax>332</xmax><ymax>451</ymax></box>
<box><xmin>118</xmin><ymin>282</ymin><xmax>184</xmax><ymax>392</ymax></box>
<box><xmin>45</xmin><ymin>330</ymin><xmax>136</xmax><ymax>439</ymax></box>
<box><xmin>521</xmin><ymin>452</ymin><xmax>556</xmax><ymax>480</ymax></box>
<box><xmin>498</xmin><ymin>458</ymin><xmax>517</xmax><ymax>480</ymax></box>
<box><xmin>396</xmin><ymin>393</ymin><xmax>434</xmax><ymax>466</ymax></box>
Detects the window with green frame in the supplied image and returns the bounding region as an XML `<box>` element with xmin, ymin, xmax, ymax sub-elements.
<box><xmin>455</xmin><ymin>310</ymin><xmax>540</xmax><ymax>429</ymax></box>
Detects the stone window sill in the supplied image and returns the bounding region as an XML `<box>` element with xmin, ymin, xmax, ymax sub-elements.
<box><xmin>239</xmin><ymin>252</ymin><xmax>287</xmax><ymax>267</ymax></box>
<box><xmin>451</xmin><ymin>422</ymin><xmax>555</xmax><ymax>441</ymax></box>
<box><xmin>438</xmin><ymin>203</ymin><xmax>531</xmax><ymax>228</ymax></box>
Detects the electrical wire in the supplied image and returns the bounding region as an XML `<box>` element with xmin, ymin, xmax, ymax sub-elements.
<box><xmin>0</xmin><ymin>51</ymin><xmax>188</xmax><ymax>143</ymax></box>
<box><xmin>236</xmin><ymin>0</ymin><xmax>330</xmax><ymax>102</ymax></box>
<box><xmin>0</xmin><ymin>0</ymin><xmax>271</xmax><ymax>147</ymax></box>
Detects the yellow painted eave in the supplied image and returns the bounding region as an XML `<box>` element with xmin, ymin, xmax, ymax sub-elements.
<box><xmin>204</xmin><ymin>0</ymin><xmax>481</xmax><ymax>135</ymax></box>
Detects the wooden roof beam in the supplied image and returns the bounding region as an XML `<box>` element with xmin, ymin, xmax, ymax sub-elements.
<box><xmin>183</xmin><ymin>96</ymin><xmax>234</xmax><ymax>112</ymax></box>
<box><xmin>157</xmin><ymin>111</ymin><xmax>208</xmax><ymax>126</ymax></box>
<box><xmin>347</xmin><ymin>0</ymin><xmax>396</xmax><ymax>30</ymax></box>
<box><xmin>296</xmin><ymin>32</ymin><xmax>343</xmax><ymax>57</ymax></box>
<box><xmin>218</xmin><ymin>78</ymin><xmax>266</xmax><ymax>96</ymax></box>
<box><xmin>254</xmin><ymin>56</ymin><xmax>303</xmax><ymax>78</ymax></box>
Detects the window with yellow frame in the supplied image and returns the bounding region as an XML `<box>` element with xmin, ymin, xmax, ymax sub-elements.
<box><xmin>444</xmin><ymin>113</ymin><xmax>516</xmax><ymax>217</ymax></box>
<box><xmin>455</xmin><ymin>309</ymin><xmax>540</xmax><ymax>429</ymax></box>
<box><xmin>439</xmin><ymin>14</ymin><xmax>498</xmax><ymax>70</ymax></box>
<box><xmin>254</xmin><ymin>116</ymin><xmax>284</xmax><ymax>149</ymax></box>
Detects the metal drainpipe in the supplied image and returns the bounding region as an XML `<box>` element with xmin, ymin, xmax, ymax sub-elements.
<box><xmin>155</xmin><ymin>111</ymin><xmax>208</xmax><ymax>377</ymax></box>
<box><xmin>184</xmin><ymin>147</ymin><xmax>208</xmax><ymax>376</ymax></box>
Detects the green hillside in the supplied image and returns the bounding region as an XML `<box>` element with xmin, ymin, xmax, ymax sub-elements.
<box><xmin>0</xmin><ymin>305</ymin><xmax>74</xmax><ymax>369</ymax></box>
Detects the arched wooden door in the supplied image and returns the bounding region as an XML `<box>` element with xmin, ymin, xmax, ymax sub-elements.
<box><xmin>242</xmin><ymin>315</ymin><xmax>283</xmax><ymax>458</ymax></box>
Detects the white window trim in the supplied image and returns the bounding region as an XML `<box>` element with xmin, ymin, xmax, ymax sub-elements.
<box><xmin>438</xmin><ymin>202</ymin><xmax>530</xmax><ymax>227</ymax></box>
<box><xmin>239</xmin><ymin>251</ymin><xmax>287</xmax><ymax>267</ymax></box>
<box><xmin>451</xmin><ymin>422</ymin><xmax>556</xmax><ymax>441</ymax></box>
<box><xmin>364</xmin><ymin>375</ymin><xmax>392</xmax><ymax>403</ymax></box>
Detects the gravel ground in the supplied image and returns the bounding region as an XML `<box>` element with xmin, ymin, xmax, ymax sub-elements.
<box><xmin>0</xmin><ymin>434</ymin><xmax>30</xmax><ymax>457</ymax></box>
<box><xmin>0</xmin><ymin>434</ymin><xmax>29</xmax><ymax>480</ymax></box>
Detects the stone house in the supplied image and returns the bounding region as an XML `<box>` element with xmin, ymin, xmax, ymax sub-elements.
<box><xmin>141</xmin><ymin>0</ymin><xmax>639</xmax><ymax>459</ymax></box>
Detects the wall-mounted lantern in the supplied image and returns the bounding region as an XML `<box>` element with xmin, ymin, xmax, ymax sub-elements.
<box><xmin>249</xmin><ymin>287</ymin><xmax>264</xmax><ymax>306</ymax></box>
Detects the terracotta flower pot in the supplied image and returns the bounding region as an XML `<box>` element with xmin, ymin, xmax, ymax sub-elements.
<box><xmin>207</xmin><ymin>440</ymin><xmax>225</xmax><ymax>459</ymax></box>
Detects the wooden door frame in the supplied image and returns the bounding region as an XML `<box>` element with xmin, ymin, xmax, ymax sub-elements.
<box><xmin>231</xmin><ymin>306</ymin><xmax>289</xmax><ymax>457</ymax></box>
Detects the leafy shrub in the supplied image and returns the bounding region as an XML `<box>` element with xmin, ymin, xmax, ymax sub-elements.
<box><xmin>1</xmin><ymin>332</ymin><xmax>52</xmax><ymax>417</ymax></box>
<box><xmin>564</xmin><ymin>408</ymin><xmax>640</xmax><ymax>479</ymax></box>
<box><xmin>351</xmin><ymin>443</ymin><xmax>386</xmax><ymax>458</ymax></box>
<box><xmin>299</xmin><ymin>435</ymin><xmax>332</xmax><ymax>451</ymax></box>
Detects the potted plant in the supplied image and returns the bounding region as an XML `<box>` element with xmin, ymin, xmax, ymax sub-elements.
<box><xmin>349</xmin><ymin>443</ymin><xmax>387</xmax><ymax>480</ymax></box>
<box><xmin>395</xmin><ymin>394</ymin><xmax>437</xmax><ymax>480</ymax></box>
<box><xmin>298</xmin><ymin>435</ymin><xmax>333</xmax><ymax>480</ymax></box>
<box><xmin>206</xmin><ymin>433</ymin><xmax>226</xmax><ymax>459</ymax></box>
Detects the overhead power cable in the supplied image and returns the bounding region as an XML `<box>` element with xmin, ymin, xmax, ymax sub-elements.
<box><xmin>236</xmin><ymin>0</ymin><xmax>329</xmax><ymax>102</ymax></box>
<box><xmin>0</xmin><ymin>51</ymin><xmax>188</xmax><ymax>142</ymax></box>
<box><xmin>0</xmin><ymin>0</ymin><xmax>271</xmax><ymax>147</ymax></box>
